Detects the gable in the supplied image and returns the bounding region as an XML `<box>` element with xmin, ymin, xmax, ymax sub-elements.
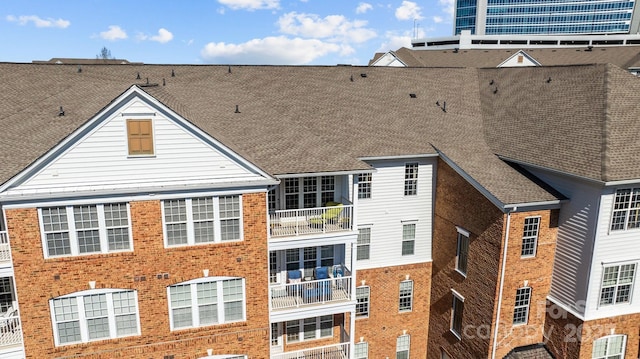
<box><xmin>370</xmin><ymin>52</ymin><xmax>408</xmax><ymax>67</ymax></box>
<box><xmin>1</xmin><ymin>87</ymin><xmax>276</xmax><ymax>199</ymax></box>
<box><xmin>497</xmin><ymin>51</ymin><xmax>541</xmax><ymax>68</ymax></box>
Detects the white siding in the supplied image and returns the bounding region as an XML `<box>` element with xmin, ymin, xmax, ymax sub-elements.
<box><xmin>526</xmin><ymin>167</ymin><xmax>601</xmax><ymax>316</ymax></box>
<box><xmin>355</xmin><ymin>158</ymin><xmax>435</xmax><ymax>269</ymax></box>
<box><xmin>9</xmin><ymin>98</ymin><xmax>266</xmax><ymax>195</ymax></box>
<box><xmin>584</xmin><ymin>185</ymin><xmax>640</xmax><ymax>320</ymax></box>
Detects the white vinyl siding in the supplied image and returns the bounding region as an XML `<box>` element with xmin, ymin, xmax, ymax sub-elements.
<box><xmin>355</xmin><ymin>158</ymin><xmax>435</xmax><ymax>269</ymax></box>
<box><xmin>39</xmin><ymin>203</ymin><xmax>132</xmax><ymax>258</ymax></box>
<box><xmin>50</xmin><ymin>289</ymin><xmax>140</xmax><ymax>346</ymax></box>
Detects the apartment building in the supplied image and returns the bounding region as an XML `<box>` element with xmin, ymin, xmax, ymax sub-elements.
<box><xmin>0</xmin><ymin>62</ymin><xmax>638</xmax><ymax>359</ymax></box>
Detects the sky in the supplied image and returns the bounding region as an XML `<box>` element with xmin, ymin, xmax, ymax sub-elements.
<box><xmin>0</xmin><ymin>0</ymin><xmax>454</xmax><ymax>66</ymax></box>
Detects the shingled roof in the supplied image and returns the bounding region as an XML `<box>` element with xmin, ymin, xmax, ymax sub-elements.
<box><xmin>0</xmin><ymin>62</ymin><xmax>638</xmax><ymax>207</ymax></box>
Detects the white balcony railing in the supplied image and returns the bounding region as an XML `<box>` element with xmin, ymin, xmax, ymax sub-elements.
<box><xmin>270</xmin><ymin>205</ymin><xmax>353</xmax><ymax>238</ymax></box>
<box><xmin>0</xmin><ymin>313</ymin><xmax>21</xmax><ymax>348</ymax></box>
<box><xmin>0</xmin><ymin>232</ymin><xmax>10</xmax><ymax>263</ymax></box>
<box><xmin>272</xmin><ymin>342</ymin><xmax>349</xmax><ymax>359</ymax></box>
<box><xmin>271</xmin><ymin>276</ymin><xmax>352</xmax><ymax>310</ymax></box>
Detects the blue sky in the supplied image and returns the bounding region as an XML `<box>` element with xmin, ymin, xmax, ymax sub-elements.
<box><xmin>1</xmin><ymin>0</ymin><xmax>454</xmax><ymax>65</ymax></box>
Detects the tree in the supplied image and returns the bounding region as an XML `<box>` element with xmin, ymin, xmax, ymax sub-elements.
<box><xmin>96</xmin><ymin>47</ymin><xmax>114</xmax><ymax>60</ymax></box>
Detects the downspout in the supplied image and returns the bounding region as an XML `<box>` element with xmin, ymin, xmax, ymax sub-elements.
<box><xmin>491</xmin><ymin>209</ymin><xmax>512</xmax><ymax>359</ymax></box>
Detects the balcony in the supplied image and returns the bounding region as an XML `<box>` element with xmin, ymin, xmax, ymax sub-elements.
<box><xmin>270</xmin><ymin>204</ymin><xmax>353</xmax><ymax>238</ymax></box>
<box><xmin>272</xmin><ymin>342</ymin><xmax>349</xmax><ymax>359</ymax></box>
<box><xmin>0</xmin><ymin>310</ymin><xmax>21</xmax><ymax>348</ymax></box>
<box><xmin>0</xmin><ymin>232</ymin><xmax>9</xmax><ymax>263</ymax></box>
<box><xmin>271</xmin><ymin>270</ymin><xmax>353</xmax><ymax>311</ymax></box>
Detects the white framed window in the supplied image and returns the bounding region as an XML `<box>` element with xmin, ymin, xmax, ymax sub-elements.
<box><xmin>283</xmin><ymin>176</ymin><xmax>335</xmax><ymax>209</ymax></box>
<box><xmin>39</xmin><ymin>203</ymin><xmax>132</xmax><ymax>258</ymax></box>
<box><xmin>610</xmin><ymin>187</ymin><xmax>640</xmax><ymax>231</ymax></box>
<box><xmin>512</xmin><ymin>287</ymin><xmax>531</xmax><ymax>325</ymax></box>
<box><xmin>455</xmin><ymin>227</ymin><xmax>470</xmax><ymax>276</ymax></box>
<box><xmin>162</xmin><ymin>195</ymin><xmax>242</xmax><ymax>247</ymax></box>
<box><xmin>521</xmin><ymin>217</ymin><xmax>540</xmax><ymax>257</ymax></box>
<box><xmin>357</xmin><ymin>227</ymin><xmax>371</xmax><ymax>260</ymax></box>
<box><xmin>286</xmin><ymin>315</ymin><xmax>333</xmax><ymax>343</ymax></box>
<box><xmin>356</xmin><ymin>286</ymin><xmax>370</xmax><ymax>318</ymax></box>
<box><xmin>399</xmin><ymin>280</ymin><xmax>413</xmax><ymax>312</ymax></box>
<box><xmin>402</xmin><ymin>223</ymin><xmax>416</xmax><ymax>256</ymax></box>
<box><xmin>599</xmin><ymin>263</ymin><xmax>636</xmax><ymax>306</ymax></box>
<box><xmin>167</xmin><ymin>277</ymin><xmax>246</xmax><ymax>330</ymax></box>
<box><xmin>199</xmin><ymin>356</ymin><xmax>247</xmax><ymax>359</ymax></box>
<box><xmin>354</xmin><ymin>341</ymin><xmax>369</xmax><ymax>359</ymax></box>
<box><xmin>358</xmin><ymin>173</ymin><xmax>372</xmax><ymax>199</ymax></box>
<box><xmin>451</xmin><ymin>290</ymin><xmax>464</xmax><ymax>339</ymax></box>
<box><xmin>396</xmin><ymin>334</ymin><xmax>410</xmax><ymax>359</ymax></box>
<box><xmin>285</xmin><ymin>246</ymin><xmax>334</xmax><ymax>279</ymax></box>
<box><xmin>50</xmin><ymin>289</ymin><xmax>140</xmax><ymax>346</ymax></box>
<box><xmin>592</xmin><ymin>335</ymin><xmax>626</xmax><ymax>359</ymax></box>
<box><xmin>404</xmin><ymin>163</ymin><xmax>418</xmax><ymax>196</ymax></box>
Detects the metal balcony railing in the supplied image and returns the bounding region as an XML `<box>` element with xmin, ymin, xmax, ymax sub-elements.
<box><xmin>271</xmin><ymin>342</ymin><xmax>349</xmax><ymax>359</ymax></box>
<box><xmin>269</xmin><ymin>205</ymin><xmax>353</xmax><ymax>238</ymax></box>
<box><xmin>0</xmin><ymin>232</ymin><xmax>10</xmax><ymax>263</ymax></box>
<box><xmin>270</xmin><ymin>276</ymin><xmax>352</xmax><ymax>310</ymax></box>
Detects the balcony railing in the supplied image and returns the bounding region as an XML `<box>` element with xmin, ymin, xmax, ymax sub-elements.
<box><xmin>271</xmin><ymin>276</ymin><xmax>352</xmax><ymax>310</ymax></box>
<box><xmin>270</xmin><ymin>204</ymin><xmax>353</xmax><ymax>238</ymax></box>
<box><xmin>0</xmin><ymin>313</ymin><xmax>21</xmax><ymax>348</ymax></box>
<box><xmin>271</xmin><ymin>342</ymin><xmax>349</xmax><ymax>359</ymax></box>
<box><xmin>0</xmin><ymin>232</ymin><xmax>10</xmax><ymax>263</ymax></box>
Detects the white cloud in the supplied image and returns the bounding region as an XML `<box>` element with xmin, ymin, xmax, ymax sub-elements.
<box><xmin>151</xmin><ymin>28</ymin><xmax>174</xmax><ymax>43</ymax></box>
<box><xmin>100</xmin><ymin>25</ymin><xmax>128</xmax><ymax>41</ymax></box>
<box><xmin>376</xmin><ymin>29</ymin><xmax>425</xmax><ymax>52</ymax></box>
<box><xmin>218</xmin><ymin>0</ymin><xmax>279</xmax><ymax>10</ymax></box>
<box><xmin>439</xmin><ymin>0</ymin><xmax>455</xmax><ymax>17</ymax></box>
<box><xmin>278</xmin><ymin>12</ymin><xmax>376</xmax><ymax>43</ymax></box>
<box><xmin>200</xmin><ymin>36</ymin><xmax>342</xmax><ymax>65</ymax></box>
<box><xmin>356</xmin><ymin>2</ymin><xmax>373</xmax><ymax>14</ymax></box>
<box><xmin>395</xmin><ymin>1</ymin><xmax>424</xmax><ymax>21</ymax></box>
<box><xmin>6</xmin><ymin>15</ymin><xmax>70</xmax><ymax>28</ymax></box>
<box><xmin>433</xmin><ymin>16</ymin><xmax>443</xmax><ymax>23</ymax></box>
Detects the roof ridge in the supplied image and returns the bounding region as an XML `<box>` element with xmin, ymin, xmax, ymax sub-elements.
<box><xmin>601</xmin><ymin>63</ymin><xmax>612</xmax><ymax>182</ymax></box>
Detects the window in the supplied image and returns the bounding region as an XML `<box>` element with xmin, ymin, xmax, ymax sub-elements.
<box><xmin>0</xmin><ymin>277</ymin><xmax>13</xmax><ymax>314</ymax></box>
<box><xmin>402</xmin><ymin>223</ymin><xmax>416</xmax><ymax>256</ymax></box>
<box><xmin>441</xmin><ymin>349</ymin><xmax>452</xmax><ymax>359</ymax></box>
<box><xmin>610</xmin><ymin>187</ymin><xmax>640</xmax><ymax>231</ymax></box>
<box><xmin>451</xmin><ymin>291</ymin><xmax>464</xmax><ymax>338</ymax></box>
<box><xmin>162</xmin><ymin>195</ymin><xmax>242</xmax><ymax>247</ymax></box>
<box><xmin>399</xmin><ymin>280</ymin><xmax>413</xmax><ymax>312</ymax></box>
<box><xmin>168</xmin><ymin>277</ymin><xmax>245</xmax><ymax>330</ymax></box>
<box><xmin>354</xmin><ymin>341</ymin><xmax>369</xmax><ymax>359</ymax></box>
<box><xmin>599</xmin><ymin>263</ymin><xmax>636</xmax><ymax>306</ymax></box>
<box><xmin>404</xmin><ymin>163</ymin><xmax>418</xmax><ymax>196</ymax></box>
<box><xmin>356</xmin><ymin>286</ymin><xmax>370</xmax><ymax>318</ymax></box>
<box><xmin>285</xmin><ymin>246</ymin><xmax>334</xmax><ymax>279</ymax></box>
<box><xmin>592</xmin><ymin>335</ymin><xmax>626</xmax><ymax>359</ymax></box>
<box><xmin>50</xmin><ymin>289</ymin><xmax>139</xmax><ymax>346</ymax></box>
<box><xmin>358</xmin><ymin>173</ymin><xmax>372</xmax><ymax>199</ymax></box>
<box><xmin>396</xmin><ymin>334</ymin><xmax>410</xmax><ymax>359</ymax></box>
<box><xmin>357</xmin><ymin>227</ymin><xmax>371</xmax><ymax>260</ymax></box>
<box><xmin>513</xmin><ymin>287</ymin><xmax>531</xmax><ymax>325</ymax></box>
<box><xmin>456</xmin><ymin>228</ymin><xmax>470</xmax><ymax>276</ymax></box>
<box><xmin>40</xmin><ymin>203</ymin><xmax>132</xmax><ymax>258</ymax></box>
<box><xmin>286</xmin><ymin>315</ymin><xmax>333</xmax><ymax>343</ymax></box>
<box><xmin>521</xmin><ymin>217</ymin><xmax>540</xmax><ymax>257</ymax></box>
<box><xmin>283</xmin><ymin>176</ymin><xmax>335</xmax><ymax>209</ymax></box>
<box><xmin>199</xmin><ymin>356</ymin><xmax>247</xmax><ymax>359</ymax></box>
<box><xmin>127</xmin><ymin>119</ymin><xmax>154</xmax><ymax>155</ymax></box>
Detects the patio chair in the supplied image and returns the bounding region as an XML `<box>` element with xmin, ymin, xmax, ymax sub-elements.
<box><xmin>309</xmin><ymin>202</ymin><xmax>343</xmax><ymax>225</ymax></box>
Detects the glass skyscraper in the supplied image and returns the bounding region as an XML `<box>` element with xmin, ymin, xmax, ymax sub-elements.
<box><xmin>455</xmin><ymin>0</ymin><xmax>637</xmax><ymax>35</ymax></box>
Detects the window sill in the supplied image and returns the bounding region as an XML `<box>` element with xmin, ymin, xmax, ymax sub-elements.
<box><xmin>449</xmin><ymin>329</ymin><xmax>462</xmax><ymax>341</ymax></box>
<box><xmin>454</xmin><ymin>268</ymin><xmax>467</xmax><ymax>278</ymax></box>
<box><xmin>45</xmin><ymin>250</ymin><xmax>135</xmax><ymax>261</ymax></box>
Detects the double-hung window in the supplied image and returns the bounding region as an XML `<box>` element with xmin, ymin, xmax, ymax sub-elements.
<box><xmin>399</xmin><ymin>280</ymin><xmax>413</xmax><ymax>312</ymax></box>
<box><xmin>456</xmin><ymin>227</ymin><xmax>470</xmax><ymax>276</ymax></box>
<box><xmin>513</xmin><ymin>287</ymin><xmax>531</xmax><ymax>325</ymax></box>
<box><xmin>283</xmin><ymin>176</ymin><xmax>335</xmax><ymax>209</ymax></box>
<box><xmin>357</xmin><ymin>227</ymin><xmax>371</xmax><ymax>260</ymax></box>
<box><xmin>610</xmin><ymin>187</ymin><xmax>640</xmax><ymax>231</ymax></box>
<box><xmin>451</xmin><ymin>290</ymin><xmax>464</xmax><ymax>338</ymax></box>
<box><xmin>356</xmin><ymin>286</ymin><xmax>370</xmax><ymax>318</ymax></box>
<box><xmin>354</xmin><ymin>341</ymin><xmax>369</xmax><ymax>359</ymax></box>
<box><xmin>402</xmin><ymin>223</ymin><xmax>416</xmax><ymax>256</ymax></box>
<box><xmin>599</xmin><ymin>263</ymin><xmax>636</xmax><ymax>306</ymax></box>
<box><xmin>50</xmin><ymin>289</ymin><xmax>139</xmax><ymax>346</ymax></box>
<box><xmin>404</xmin><ymin>163</ymin><xmax>418</xmax><ymax>196</ymax></box>
<box><xmin>40</xmin><ymin>203</ymin><xmax>132</xmax><ymax>258</ymax></box>
<box><xmin>162</xmin><ymin>195</ymin><xmax>242</xmax><ymax>247</ymax></box>
<box><xmin>285</xmin><ymin>315</ymin><xmax>333</xmax><ymax>343</ymax></box>
<box><xmin>168</xmin><ymin>277</ymin><xmax>246</xmax><ymax>330</ymax></box>
<box><xmin>521</xmin><ymin>217</ymin><xmax>540</xmax><ymax>257</ymax></box>
<box><xmin>396</xmin><ymin>334</ymin><xmax>410</xmax><ymax>359</ymax></box>
<box><xmin>592</xmin><ymin>335</ymin><xmax>626</xmax><ymax>359</ymax></box>
<box><xmin>358</xmin><ymin>173</ymin><xmax>372</xmax><ymax>199</ymax></box>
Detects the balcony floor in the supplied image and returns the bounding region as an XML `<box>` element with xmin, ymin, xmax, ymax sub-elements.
<box><xmin>271</xmin><ymin>286</ymin><xmax>350</xmax><ymax>311</ymax></box>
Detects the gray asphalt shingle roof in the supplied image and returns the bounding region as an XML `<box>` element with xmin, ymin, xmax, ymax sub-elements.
<box><xmin>0</xmin><ymin>62</ymin><xmax>638</xmax><ymax>206</ymax></box>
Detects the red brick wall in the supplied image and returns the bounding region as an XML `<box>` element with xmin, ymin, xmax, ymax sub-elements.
<box><xmin>6</xmin><ymin>192</ymin><xmax>271</xmax><ymax>359</ymax></box>
<box><xmin>354</xmin><ymin>262</ymin><xmax>431</xmax><ymax>359</ymax></box>
<box><xmin>491</xmin><ymin>210</ymin><xmax>558</xmax><ymax>358</ymax></box>
<box><xmin>428</xmin><ymin>158</ymin><xmax>505</xmax><ymax>359</ymax></box>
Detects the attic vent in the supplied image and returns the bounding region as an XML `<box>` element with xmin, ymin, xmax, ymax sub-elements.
<box><xmin>171</xmin><ymin>69</ymin><xmax>175</xmax><ymax>77</ymax></box>
<box><xmin>409</xmin><ymin>93</ymin><xmax>417</xmax><ymax>98</ymax></box>
<box><xmin>360</xmin><ymin>73</ymin><xmax>367</xmax><ymax>78</ymax></box>
<box><xmin>58</xmin><ymin>106</ymin><xmax>65</xmax><ymax>116</ymax></box>
<box><xmin>136</xmin><ymin>72</ymin><xmax>141</xmax><ymax>79</ymax></box>
<box><xmin>235</xmin><ymin>105</ymin><xmax>241</xmax><ymax>113</ymax></box>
